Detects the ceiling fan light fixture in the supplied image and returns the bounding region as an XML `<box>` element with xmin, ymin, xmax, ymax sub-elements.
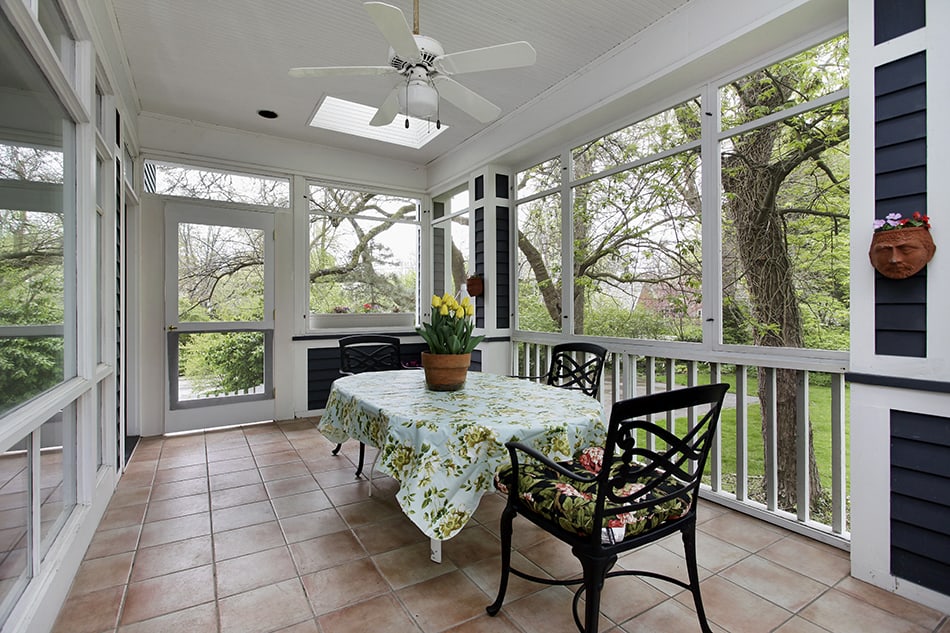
<box><xmin>398</xmin><ymin>77</ymin><xmax>439</xmax><ymax>119</ymax></box>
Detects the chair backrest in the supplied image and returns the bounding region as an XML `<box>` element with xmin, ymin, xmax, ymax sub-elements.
<box><xmin>339</xmin><ymin>335</ymin><xmax>402</xmax><ymax>375</ymax></box>
<box><xmin>592</xmin><ymin>383</ymin><xmax>729</xmax><ymax>535</ymax></box>
<box><xmin>545</xmin><ymin>342</ymin><xmax>608</xmax><ymax>397</ymax></box>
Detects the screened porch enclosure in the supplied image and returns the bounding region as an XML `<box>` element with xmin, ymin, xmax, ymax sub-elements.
<box><xmin>3</xmin><ymin>0</ymin><xmax>950</xmax><ymax>631</ymax></box>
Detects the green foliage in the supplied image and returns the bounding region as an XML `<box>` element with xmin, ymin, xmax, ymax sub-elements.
<box><xmin>181</xmin><ymin>332</ymin><xmax>264</xmax><ymax>396</ymax></box>
<box><xmin>0</xmin><ymin>206</ymin><xmax>66</xmax><ymax>413</ymax></box>
<box><xmin>516</xmin><ymin>280</ymin><xmax>559</xmax><ymax>333</ymax></box>
<box><xmin>0</xmin><ymin>336</ymin><xmax>63</xmax><ymax>412</ymax></box>
<box><xmin>583</xmin><ymin>303</ymin><xmax>672</xmax><ymax>340</ymax></box>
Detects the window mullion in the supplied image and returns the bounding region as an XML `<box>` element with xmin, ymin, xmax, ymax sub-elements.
<box><xmin>560</xmin><ymin>148</ymin><xmax>573</xmax><ymax>335</ymax></box>
<box><xmin>701</xmin><ymin>82</ymin><xmax>723</xmax><ymax>350</ymax></box>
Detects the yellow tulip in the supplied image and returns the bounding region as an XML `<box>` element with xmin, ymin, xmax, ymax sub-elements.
<box><xmin>460</xmin><ymin>296</ymin><xmax>470</xmax><ymax>307</ymax></box>
<box><xmin>431</xmin><ymin>295</ymin><xmax>442</xmax><ymax>308</ymax></box>
<box><xmin>465</xmin><ymin>304</ymin><xmax>475</xmax><ymax>316</ymax></box>
<box><xmin>455</xmin><ymin>307</ymin><xmax>464</xmax><ymax>319</ymax></box>
<box><xmin>442</xmin><ymin>292</ymin><xmax>453</xmax><ymax>305</ymax></box>
<box><xmin>440</xmin><ymin>304</ymin><xmax>449</xmax><ymax>316</ymax></box>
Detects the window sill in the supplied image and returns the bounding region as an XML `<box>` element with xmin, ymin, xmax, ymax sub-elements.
<box><xmin>308</xmin><ymin>313</ymin><xmax>415</xmax><ymax>330</ymax></box>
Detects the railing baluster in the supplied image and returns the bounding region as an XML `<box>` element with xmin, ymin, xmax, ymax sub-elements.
<box><xmin>831</xmin><ymin>372</ymin><xmax>846</xmax><ymax>535</ymax></box>
<box><xmin>610</xmin><ymin>352</ymin><xmax>619</xmax><ymax>404</ymax></box>
<box><xmin>736</xmin><ymin>364</ymin><xmax>748</xmax><ymax>503</ymax></box>
<box><xmin>709</xmin><ymin>362</ymin><xmax>722</xmax><ymax>493</ymax></box>
<box><xmin>764</xmin><ymin>367</ymin><xmax>778</xmax><ymax>513</ymax></box>
<box><xmin>645</xmin><ymin>356</ymin><xmax>656</xmax><ymax>452</ymax></box>
<box><xmin>796</xmin><ymin>370</ymin><xmax>810</xmax><ymax>523</ymax></box>
<box><xmin>665</xmin><ymin>358</ymin><xmax>675</xmax><ymax>434</ymax></box>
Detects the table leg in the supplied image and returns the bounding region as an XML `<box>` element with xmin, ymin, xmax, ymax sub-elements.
<box><xmin>429</xmin><ymin>538</ymin><xmax>442</xmax><ymax>563</ymax></box>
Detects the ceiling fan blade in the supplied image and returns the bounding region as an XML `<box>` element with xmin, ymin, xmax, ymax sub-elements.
<box><xmin>289</xmin><ymin>66</ymin><xmax>397</xmax><ymax>78</ymax></box>
<box><xmin>369</xmin><ymin>87</ymin><xmax>401</xmax><ymax>126</ymax></box>
<box><xmin>432</xmin><ymin>76</ymin><xmax>501</xmax><ymax>123</ymax></box>
<box><xmin>434</xmin><ymin>41</ymin><xmax>537</xmax><ymax>75</ymax></box>
<box><xmin>364</xmin><ymin>2</ymin><xmax>421</xmax><ymax>63</ymax></box>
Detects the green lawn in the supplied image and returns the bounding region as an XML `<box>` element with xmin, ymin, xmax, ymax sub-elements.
<box><xmin>624</xmin><ymin>365</ymin><xmax>851</xmax><ymax>504</ymax></box>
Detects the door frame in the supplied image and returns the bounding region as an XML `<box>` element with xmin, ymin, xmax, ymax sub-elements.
<box><xmin>163</xmin><ymin>202</ymin><xmax>275</xmax><ymax>433</ymax></box>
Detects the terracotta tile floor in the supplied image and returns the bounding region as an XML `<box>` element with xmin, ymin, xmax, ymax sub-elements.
<box><xmin>52</xmin><ymin>419</ymin><xmax>948</xmax><ymax>633</ymax></box>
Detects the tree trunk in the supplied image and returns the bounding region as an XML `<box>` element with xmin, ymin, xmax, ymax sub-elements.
<box><xmin>723</xmin><ymin>114</ymin><xmax>823</xmax><ymax>512</ymax></box>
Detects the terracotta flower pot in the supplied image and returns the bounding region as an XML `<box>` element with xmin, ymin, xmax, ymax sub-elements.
<box><xmin>868</xmin><ymin>226</ymin><xmax>936</xmax><ymax>279</ymax></box>
<box><xmin>466</xmin><ymin>276</ymin><xmax>484</xmax><ymax>297</ymax></box>
<box><xmin>421</xmin><ymin>352</ymin><xmax>471</xmax><ymax>391</ymax></box>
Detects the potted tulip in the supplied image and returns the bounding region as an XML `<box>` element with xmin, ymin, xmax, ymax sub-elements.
<box><xmin>415</xmin><ymin>294</ymin><xmax>484</xmax><ymax>391</ymax></box>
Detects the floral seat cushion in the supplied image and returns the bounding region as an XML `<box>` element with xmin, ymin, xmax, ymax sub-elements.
<box><xmin>494</xmin><ymin>447</ymin><xmax>690</xmax><ymax>541</ymax></box>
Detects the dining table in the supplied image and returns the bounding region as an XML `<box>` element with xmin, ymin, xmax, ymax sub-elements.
<box><xmin>318</xmin><ymin>369</ymin><xmax>607</xmax><ymax>562</ymax></box>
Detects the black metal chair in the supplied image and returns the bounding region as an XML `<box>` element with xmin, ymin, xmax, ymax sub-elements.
<box><xmin>332</xmin><ymin>334</ymin><xmax>403</xmax><ymax>478</ymax></box>
<box><xmin>487</xmin><ymin>382</ymin><xmax>730</xmax><ymax>633</ymax></box>
<box><xmin>517</xmin><ymin>342</ymin><xmax>608</xmax><ymax>398</ymax></box>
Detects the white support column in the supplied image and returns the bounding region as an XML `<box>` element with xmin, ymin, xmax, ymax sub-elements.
<box><xmin>467</xmin><ymin>165</ymin><xmax>514</xmax><ymax>375</ymax></box>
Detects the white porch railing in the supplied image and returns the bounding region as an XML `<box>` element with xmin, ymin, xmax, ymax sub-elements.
<box><xmin>511</xmin><ymin>333</ymin><xmax>850</xmax><ymax>550</ymax></box>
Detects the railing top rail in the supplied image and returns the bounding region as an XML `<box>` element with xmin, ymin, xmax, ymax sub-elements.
<box><xmin>512</xmin><ymin>333</ymin><xmax>849</xmax><ymax>374</ymax></box>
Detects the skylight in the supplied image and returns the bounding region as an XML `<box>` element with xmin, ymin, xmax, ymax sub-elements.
<box><xmin>309</xmin><ymin>96</ymin><xmax>448</xmax><ymax>149</ymax></box>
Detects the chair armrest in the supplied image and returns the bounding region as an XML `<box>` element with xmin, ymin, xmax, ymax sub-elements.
<box><xmin>505</xmin><ymin>442</ymin><xmax>596</xmax><ymax>484</ymax></box>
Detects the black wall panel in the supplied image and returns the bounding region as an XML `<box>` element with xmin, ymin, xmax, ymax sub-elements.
<box><xmin>495</xmin><ymin>172</ymin><xmax>509</xmax><ymax>199</ymax></box>
<box><xmin>474</xmin><ymin>206</ymin><xmax>485</xmax><ymax>328</ymax></box>
<box><xmin>874</xmin><ymin>52</ymin><xmax>928</xmax><ymax>357</ymax></box>
<box><xmin>890</xmin><ymin>410</ymin><xmax>950</xmax><ymax>595</ymax></box>
<box><xmin>306</xmin><ymin>347</ymin><xmax>339</xmax><ymax>411</ymax></box>
<box><xmin>433</xmin><ymin>228</ymin><xmax>445</xmax><ymax>297</ymax></box>
<box><xmin>496</xmin><ymin>205</ymin><xmax>510</xmax><ymax>329</ymax></box>
<box><xmin>874</xmin><ymin>0</ymin><xmax>925</xmax><ymax>45</ymax></box>
<box><xmin>306</xmin><ymin>341</ymin><xmax>429</xmax><ymax>410</ymax></box>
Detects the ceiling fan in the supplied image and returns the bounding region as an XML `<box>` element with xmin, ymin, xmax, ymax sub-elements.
<box><xmin>289</xmin><ymin>1</ymin><xmax>536</xmax><ymax>128</ymax></box>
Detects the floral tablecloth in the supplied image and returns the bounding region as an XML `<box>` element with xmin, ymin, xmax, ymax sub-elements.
<box><xmin>319</xmin><ymin>370</ymin><xmax>606</xmax><ymax>540</ymax></box>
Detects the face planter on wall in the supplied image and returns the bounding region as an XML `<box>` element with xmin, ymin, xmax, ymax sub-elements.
<box><xmin>869</xmin><ymin>213</ymin><xmax>935</xmax><ymax>280</ymax></box>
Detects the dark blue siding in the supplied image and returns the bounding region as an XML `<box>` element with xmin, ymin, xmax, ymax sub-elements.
<box><xmin>874</xmin><ymin>52</ymin><xmax>927</xmax><ymax>357</ymax></box>
<box><xmin>474</xmin><ymin>206</ymin><xmax>485</xmax><ymax>328</ymax></box>
<box><xmin>874</xmin><ymin>0</ymin><xmax>925</xmax><ymax>45</ymax></box>
<box><xmin>890</xmin><ymin>410</ymin><xmax>950</xmax><ymax>596</ymax></box>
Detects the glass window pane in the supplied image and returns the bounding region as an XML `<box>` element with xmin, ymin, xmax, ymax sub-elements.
<box><xmin>516</xmin><ymin>156</ymin><xmax>560</xmax><ymax>200</ymax></box>
<box><xmin>572</xmin><ymin>98</ymin><xmax>701</xmax><ymax>181</ymax></box>
<box><xmin>721</xmin><ymin>107</ymin><xmax>850</xmax><ymax>350</ymax></box>
<box><xmin>95</xmin><ymin>84</ymin><xmax>104</xmax><ymax>131</ymax></box>
<box><xmin>721</xmin><ymin>35</ymin><xmax>848</xmax><ymax>131</ymax></box>
<box><xmin>308</xmin><ymin>185</ymin><xmax>419</xmax><ymax>318</ymax></box>
<box><xmin>516</xmin><ymin>193</ymin><xmax>561</xmax><ymax>332</ymax></box>
<box><xmin>0</xmin><ymin>14</ymin><xmax>76</xmax><ymax>416</ymax></box>
<box><xmin>446</xmin><ymin>189</ymin><xmax>469</xmax><ymax>214</ymax></box>
<box><xmin>573</xmin><ymin>149</ymin><xmax>703</xmax><ymax>340</ymax></box>
<box><xmin>177</xmin><ymin>223</ymin><xmax>265</xmax><ymax>322</ymax></box>
<box><xmin>123</xmin><ymin>146</ymin><xmax>134</xmax><ymax>189</ymax></box>
<box><xmin>40</xmin><ymin>405</ymin><xmax>75</xmax><ymax>558</ymax></box>
<box><xmin>37</xmin><ymin>0</ymin><xmax>75</xmax><ymax>80</ymax></box>
<box><xmin>0</xmin><ymin>201</ymin><xmax>68</xmax><ymax>417</ymax></box>
<box><xmin>147</xmin><ymin>160</ymin><xmax>290</xmax><ymax>208</ymax></box>
<box><xmin>178</xmin><ymin>331</ymin><xmax>265</xmax><ymax>401</ymax></box>
<box><xmin>433</xmin><ymin>214</ymin><xmax>470</xmax><ymax>297</ymax></box>
<box><xmin>0</xmin><ymin>435</ymin><xmax>30</xmax><ymax>617</ymax></box>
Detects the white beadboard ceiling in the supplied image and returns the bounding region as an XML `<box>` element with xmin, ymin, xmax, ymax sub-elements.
<box><xmin>111</xmin><ymin>0</ymin><xmax>692</xmax><ymax>164</ymax></box>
